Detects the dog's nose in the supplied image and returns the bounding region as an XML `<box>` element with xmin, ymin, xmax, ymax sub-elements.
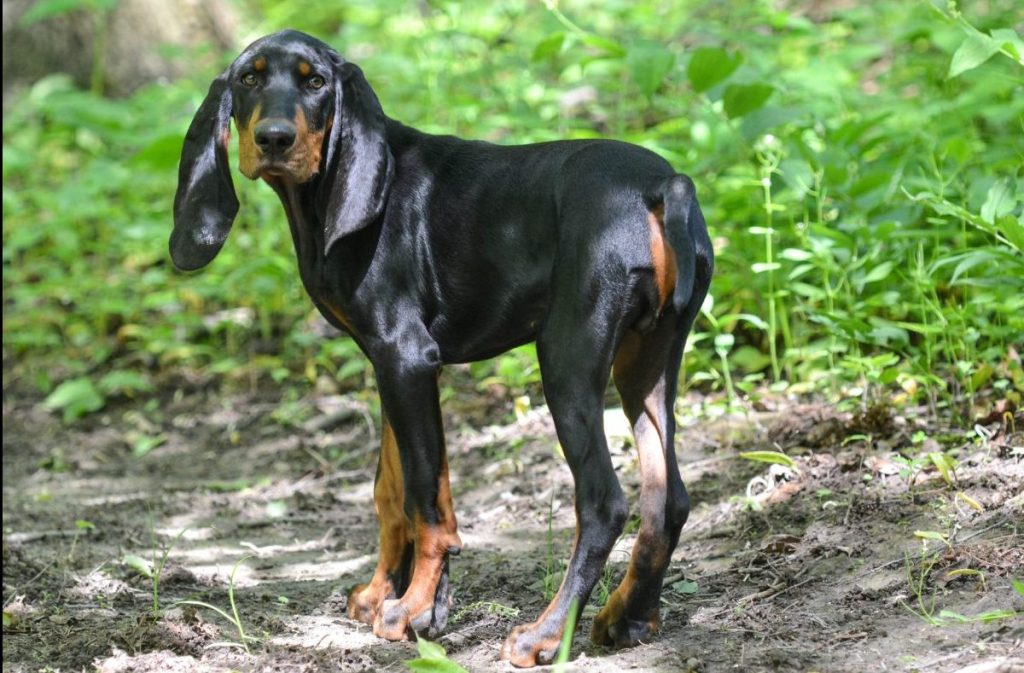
<box><xmin>253</xmin><ymin>119</ymin><xmax>297</xmax><ymax>154</ymax></box>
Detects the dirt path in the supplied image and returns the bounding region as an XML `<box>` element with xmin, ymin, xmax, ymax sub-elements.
<box><xmin>3</xmin><ymin>383</ymin><xmax>1022</xmax><ymax>672</ymax></box>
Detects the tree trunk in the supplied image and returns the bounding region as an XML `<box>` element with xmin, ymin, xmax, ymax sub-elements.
<box><xmin>2</xmin><ymin>0</ymin><xmax>238</xmax><ymax>103</ymax></box>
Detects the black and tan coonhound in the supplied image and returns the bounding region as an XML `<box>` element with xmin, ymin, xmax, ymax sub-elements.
<box><xmin>171</xmin><ymin>29</ymin><xmax>713</xmax><ymax>667</ymax></box>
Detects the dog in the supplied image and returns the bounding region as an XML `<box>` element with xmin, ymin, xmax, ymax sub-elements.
<box><xmin>170</xmin><ymin>29</ymin><xmax>713</xmax><ymax>667</ymax></box>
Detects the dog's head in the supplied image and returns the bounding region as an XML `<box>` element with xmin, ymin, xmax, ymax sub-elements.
<box><xmin>170</xmin><ymin>29</ymin><xmax>392</xmax><ymax>271</ymax></box>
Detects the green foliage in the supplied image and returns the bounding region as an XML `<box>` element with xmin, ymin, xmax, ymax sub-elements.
<box><xmin>406</xmin><ymin>639</ymin><xmax>468</xmax><ymax>673</ymax></box>
<box><xmin>738</xmin><ymin>450</ymin><xmax>798</xmax><ymax>470</ymax></box>
<box><xmin>175</xmin><ymin>555</ymin><xmax>256</xmax><ymax>654</ymax></box>
<box><xmin>552</xmin><ymin>598</ymin><xmax>579</xmax><ymax>671</ymax></box>
<box><xmin>4</xmin><ymin>0</ymin><xmax>1022</xmax><ymax>418</ymax></box>
<box><xmin>43</xmin><ymin>377</ymin><xmax>105</xmax><ymax>422</ymax></box>
<box><xmin>124</xmin><ymin>524</ymin><xmax>190</xmax><ymax>615</ymax></box>
<box><xmin>672</xmin><ymin>578</ymin><xmax>700</xmax><ymax>595</ymax></box>
<box><xmin>903</xmin><ymin>532</ymin><xmax>1022</xmax><ymax>627</ymax></box>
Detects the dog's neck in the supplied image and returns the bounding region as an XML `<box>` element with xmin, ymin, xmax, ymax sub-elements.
<box><xmin>264</xmin><ymin>177</ymin><xmax>321</xmax><ymax>280</ymax></box>
<box><xmin>262</xmin><ymin>175</ymin><xmax>371</xmax><ymax>336</ymax></box>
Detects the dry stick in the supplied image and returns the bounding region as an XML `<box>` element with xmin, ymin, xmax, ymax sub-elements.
<box><xmin>737</xmin><ymin>581</ymin><xmax>787</xmax><ymax>604</ymax></box>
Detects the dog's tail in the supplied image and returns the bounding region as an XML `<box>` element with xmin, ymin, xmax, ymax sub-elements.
<box><xmin>651</xmin><ymin>174</ymin><xmax>702</xmax><ymax>314</ymax></box>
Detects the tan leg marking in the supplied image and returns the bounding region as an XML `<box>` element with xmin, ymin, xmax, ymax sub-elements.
<box><xmin>649</xmin><ymin>204</ymin><xmax>677</xmax><ymax>312</ymax></box>
<box><xmin>592</xmin><ymin>332</ymin><xmax>670</xmax><ymax>645</ymax></box>
<box><xmin>348</xmin><ymin>421</ymin><xmax>412</xmax><ymax>624</ymax></box>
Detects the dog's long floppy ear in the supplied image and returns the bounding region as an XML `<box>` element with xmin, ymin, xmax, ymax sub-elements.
<box><xmin>319</xmin><ymin>61</ymin><xmax>393</xmax><ymax>255</ymax></box>
<box><xmin>170</xmin><ymin>70</ymin><xmax>238</xmax><ymax>271</ymax></box>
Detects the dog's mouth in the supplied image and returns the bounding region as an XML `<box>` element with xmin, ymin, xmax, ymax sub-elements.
<box><xmin>249</xmin><ymin>156</ymin><xmax>317</xmax><ymax>184</ymax></box>
<box><xmin>258</xmin><ymin>162</ymin><xmax>291</xmax><ymax>178</ymax></box>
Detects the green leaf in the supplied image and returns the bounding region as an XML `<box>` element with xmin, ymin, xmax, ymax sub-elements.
<box><xmin>862</xmin><ymin>261</ymin><xmax>894</xmax><ymax>284</ymax></box>
<box><xmin>43</xmin><ymin>377</ymin><xmax>105</xmax><ymax>423</ymax></box>
<box><xmin>998</xmin><ymin>215</ymin><xmax>1024</xmax><ymax>253</ymax></box>
<box><xmin>627</xmin><ymin>40</ymin><xmax>676</xmax><ymax>99</ymax></box>
<box><xmin>913</xmin><ymin>530</ymin><xmax>948</xmax><ymax>543</ymax></box>
<box><xmin>406</xmin><ymin>639</ymin><xmax>468</xmax><ymax>673</ymax></box>
<box><xmin>671</xmin><ymin>579</ymin><xmax>699</xmax><ymax>594</ymax></box>
<box><xmin>133</xmin><ymin>434</ymin><xmax>166</xmax><ymax>458</ymax></box>
<box><xmin>723</xmin><ymin>83</ymin><xmax>774</xmax><ymax>119</ymax></box>
<box><xmin>123</xmin><ymin>554</ymin><xmax>154</xmax><ymax>578</ymax></box>
<box><xmin>950</xmin><ymin>250</ymin><xmax>997</xmax><ymax>284</ymax></box>
<box><xmin>980</xmin><ymin>177</ymin><xmax>1016</xmax><ymax>224</ymax></box>
<box><xmin>687</xmin><ymin>47</ymin><xmax>742</xmax><ymax>93</ymax></box>
<box><xmin>779</xmin><ymin>158</ymin><xmax>816</xmax><ymax>198</ymax></box>
<box><xmin>974</xmin><ymin>610</ymin><xmax>1020</xmax><ymax>623</ymax></box>
<box><xmin>415</xmin><ymin>641</ymin><xmax>446</xmax><ymax>659</ymax></box>
<box><xmin>990</xmin><ymin>28</ymin><xmax>1024</xmax><ymax>64</ymax></box>
<box><xmin>937</xmin><ymin>609</ymin><xmax>971</xmax><ymax>623</ymax></box>
<box><xmin>738</xmin><ymin>451</ymin><xmax>797</xmax><ymax>469</ymax></box>
<box><xmin>945</xmin><ymin>568</ymin><xmax>984</xmax><ymax>581</ymax></box>
<box><xmin>1012</xmin><ymin>579</ymin><xmax>1024</xmax><ymax>597</ymax></box>
<box><xmin>98</xmin><ymin>370</ymin><xmax>154</xmax><ymax>396</ymax></box>
<box><xmin>336</xmin><ymin>358</ymin><xmax>369</xmax><ymax>382</ymax></box>
<box><xmin>533</xmin><ymin>32</ymin><xmax>566</xmax><ymax>62</ymax></box>
<box><xmin>580</xmin><ymin>34</ymin><xmax>626</xmax><ymax>58</ymax></box>
<box><xmin>780</xmin><ymin>248</ymin><xmax>814</xmax><ymax>262</ymax></box>
<box><xmin>928</xmin><ymin>452</ymin><xmax>957</xmax><ymax>486</ymax></box>
<box><xmin>948</xmin><ymin>32</ymin><xmax>1001</xmax><ymax>78</ymax></box>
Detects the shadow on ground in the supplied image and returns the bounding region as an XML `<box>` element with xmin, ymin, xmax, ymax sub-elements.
<box><xmin>3</xmin><ymin>381</ymin><xmax>1022</xmax><ymax>672</ymax></box>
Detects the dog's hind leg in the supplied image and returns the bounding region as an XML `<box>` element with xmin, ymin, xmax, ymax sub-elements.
<box><xmin>591</xmin><ymin>316</ymin><xmax>691</xmax><ymax>648</ymax></box>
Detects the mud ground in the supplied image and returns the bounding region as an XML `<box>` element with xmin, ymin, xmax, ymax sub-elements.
<box><xmin>3</xmin><ymin>376</ymin><xmax>1023</xmax><ymax>672</ymax></box>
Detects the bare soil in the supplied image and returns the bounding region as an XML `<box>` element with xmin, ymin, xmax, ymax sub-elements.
<box><xmin>3</xmin><ymin>378</ymin><xmax>1023</xmax><ymax>673</ymax></box>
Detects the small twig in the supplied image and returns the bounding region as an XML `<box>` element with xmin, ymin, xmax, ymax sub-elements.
<box><xmin>737</xmin><ymin>581</ymin><xmax>786</xmax><ymax>604</ymax></box>
<box><xmin>302</xmin><ymin>407</ymin><xmax>360</xmax><ymax>433</ymax></box>
<box><xmin>662</xmin><ymin>572</ymin><xmax>686</xmax><ymax>587</ymax></box>
<box><xmin>958</xmin><ymin>520</ymin><xmax>1011</xmax><ymax>544</ymax></box>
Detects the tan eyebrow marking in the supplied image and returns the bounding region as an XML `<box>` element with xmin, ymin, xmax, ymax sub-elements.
<box><xmin>298</xmin><ymin>61</ymin><xmax>312</xmax><ymax>77</ymax></box>
<box><xmin>253</xmin><ymin>57</ymin><xmax>267</xmax><ymax>72</ymax></box>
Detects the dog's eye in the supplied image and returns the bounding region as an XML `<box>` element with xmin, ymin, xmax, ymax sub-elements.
<box><xmin>240</xmin><ymin>73</ymin><xmax>257</xmax><ymax>87</ymax></box>
<box><xmin>307</xmin><ymin>75</ymin><xmax>326</xmax><ymax>90</ymax></box>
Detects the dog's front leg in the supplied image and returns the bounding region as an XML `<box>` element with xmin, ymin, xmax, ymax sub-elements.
<box><xmin>348</xmin><ymin>418</ymin><xmax>414</xmax><ymax>625</ymax></box>
<box><xmin>368</xmin><ymin>351</ymin><xmax>461</xmax><ymax>640</ymax></box>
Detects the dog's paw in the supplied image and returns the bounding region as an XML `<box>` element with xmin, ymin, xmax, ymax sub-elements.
<box><xmin>373</xmin><ymin>597</ymin><xmax>437</xmax><ymax>641</ymax></box>
<box><xmin>347</xmin><ymin>579</ymin><xmax>394</xmax><ymax>625</ymax></box>
<box><xmin>500</xmin><ymin>622</ymin><xmax>564</xmax><ymax>668</ymax></box>
<box><xmin>591</xmin><ymin>593</ymin><xmax>658</xmax><ymax>648</ymax></box>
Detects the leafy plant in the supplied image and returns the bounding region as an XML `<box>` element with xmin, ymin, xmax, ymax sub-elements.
<box><xmin>123</xmin><ymin>524</ymin><xmax>190</xmax><ymax>615</ymax></box>
<box><xmin>405</xmin><ymin>638</ymin><xmax>468</xmax><ymax>673</ymax></box>
<box><xmin>4</xmin><ymin>0</ymin><xmax>1022</xmax><ymax>416</ymax></box>
<box><xmin>43</xmin><ymin>378</ymin><xmax>104</xmax><ymax>423</ymax></box>
<box><xmin>67</xmin><ymin>519</ymin><xmax>95</xmax><ymax>562</ymax></box>
<box><xmin>175</xmin><ymin>555</ymin><xmax>257</xmax><ymax>654</ymax></box>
